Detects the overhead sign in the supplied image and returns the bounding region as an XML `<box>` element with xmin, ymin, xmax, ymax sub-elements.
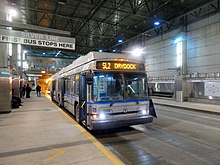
<box><xmin>0</xmin><ymin>29</ymin><xmax>75</xmax><ymax>50</ymax></box>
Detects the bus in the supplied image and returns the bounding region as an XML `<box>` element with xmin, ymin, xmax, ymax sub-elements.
<box><xmin>50</xmin><ymin>52</ymin><xmax>157</xmax><ymax>130</ymax></box>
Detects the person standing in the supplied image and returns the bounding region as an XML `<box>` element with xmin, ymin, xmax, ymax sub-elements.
<box><xmin>36</xmin><ymin>84</ymin><xmax>41</xmax><ymax>97</ymax></box>
<box><xmin>22</xmin><ymin>85</ymin><xmax>26</xmax><ymax>98</ymax></box>
<box><xmin>26</xmin><ymin>84</ymin><xmax>31</xmax><ymax>98</ymax></box>
<box><xmin>19</xmin><ymin>86</ymin><xmax>23</xmax><ymax>98</ymax></box>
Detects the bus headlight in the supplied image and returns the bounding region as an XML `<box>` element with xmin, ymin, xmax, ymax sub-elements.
<box><xmin>99</xmin><ymin>113</ymin><xmax>106</xmax><ymax>120</ymax></box>
<box><xmin>141</xmin><ymin>110</ymin><xmax>148</xmax><ymax>115</ymax></box>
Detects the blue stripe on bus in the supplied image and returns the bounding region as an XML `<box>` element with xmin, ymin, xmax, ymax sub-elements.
<box><xmin>87</xmin><ymin>99</ymin><xmax>149</xmax><ymax>104</ymax></box>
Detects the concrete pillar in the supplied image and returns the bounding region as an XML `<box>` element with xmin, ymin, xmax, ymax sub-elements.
<box><xmin>0</xmin><ymin>44</ymin><xmax>11</xmax><ymax>112</ymax></box>
<box><xmin>0</xmin><ymin>2</ymin><xmax>8</xmax><ymax>68</ymax></box>
<box><xmin>0</xmin><ymin>68</ymin><xmax>11</xmax><ymax>113</ymax></box>
<box><xmin>0</xmin><ymin>2</ymin><xmax>11</xmax><ymax>112</ymax></box>
<box><xmin>175</xmin><ymin>16</ymin><xmax>189</xmax><ymax>102</ymax></box>
<box><xmin>0</xmin><ymin>43</ymin><xmax>8</xmax><ymax>68</ymax></box>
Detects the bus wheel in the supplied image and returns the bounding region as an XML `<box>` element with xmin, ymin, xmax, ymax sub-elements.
<box><xmin>76</xmin><ymin>104</ymin><xmax>80</xmax><ymax>123</ymax></box>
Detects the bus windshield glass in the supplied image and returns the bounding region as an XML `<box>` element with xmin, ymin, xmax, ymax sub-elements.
<box><xmin>92</xmin><ymin>72</ymin><xmax>148</xmax><ymax>101</ymax></box>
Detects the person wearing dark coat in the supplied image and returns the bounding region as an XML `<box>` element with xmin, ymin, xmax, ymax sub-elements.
<box><xmin>36</xmin><ymin>84</ymin><xmax>41</xmax><ymax>97</ymax></box>
<box><xmin>11</xmin><ymin>89</ymin><xmax>23</xmax><ymax>108</ymax></box>
<box><xmin>22</xmin><ymin>85</ymin><xmax>26</xmax><ymax>98</ymax></box>
<box><xmin>25</xmin><ymin>84</ymin><xmax>32</xmax><ymax>98</ymax></box>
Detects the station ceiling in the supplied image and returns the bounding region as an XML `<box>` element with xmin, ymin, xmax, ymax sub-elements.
<box><xmin>6</xmin><ymin>0</ymin><xmax>215</xmax><ymax>57</ymax></box>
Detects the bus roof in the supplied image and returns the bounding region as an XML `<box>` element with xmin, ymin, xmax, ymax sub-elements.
<box><xmin>52</xmin><ymin>51</ymin><xmax>144</xmax><ymax>79</ymax></box>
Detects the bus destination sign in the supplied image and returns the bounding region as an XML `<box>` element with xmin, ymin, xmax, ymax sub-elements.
<box><xmin>96</xmin><ymin>61</ymin><xmax>145</xmax><ymax>71</ymax></box>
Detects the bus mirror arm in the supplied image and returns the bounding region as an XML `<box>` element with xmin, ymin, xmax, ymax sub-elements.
<box><xmin>86</xmin><ymin>73</ymin><xmax>93</xmax><ymax>85</ymax></box>
<box><xmin>149</xmin><ymin>99</ymin><xmax>157</xmax><ymax>118</ymax></box>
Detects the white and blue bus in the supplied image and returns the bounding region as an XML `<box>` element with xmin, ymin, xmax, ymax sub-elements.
<box><xmin>51</xmin><ymin>52</ymin><xmax>157</xmax><ymax>130</ymax></box>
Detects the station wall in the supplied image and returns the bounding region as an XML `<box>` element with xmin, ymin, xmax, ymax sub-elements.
<box><xmin>144</xmin><ymin>29</ymin><xmax>179</xmax><ymax>77</ymax></box>
<box><xmin>187</xmin><ymin>13</ymin><xmax>220</xmax><ymax>74</ymax></box>
<box><xmin>144</xmin><ymin>13</ymin><xmax>220</xmax><ymax>78</ymax></box>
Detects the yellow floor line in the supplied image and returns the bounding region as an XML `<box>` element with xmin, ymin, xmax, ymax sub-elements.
<box><xmin>45</xmin><ymin>147</ymin><xmax>65</xmax><ymax>161</ymax></box>
<box><xmin>44</xmin><ymin>94</ymin><xmax>124</xmax><ymax>165</ymax></box>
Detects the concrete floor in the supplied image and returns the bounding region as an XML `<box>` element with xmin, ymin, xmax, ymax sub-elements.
<box><xmin>0</xmin><ymin>94</ymin><xmax>123</xmax><ymax>165</ymax></box>
<box><xmin>94</xmin><ymin>105</ymin><xmax>220</xmax><ymax>165</ymax></box>
<box><xmin>2</xmin><ymin>94</ymin><xmax>219</xmax><ymax>165</ymax></box>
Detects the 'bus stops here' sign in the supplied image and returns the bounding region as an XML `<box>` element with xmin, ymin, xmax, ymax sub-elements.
<box><xmin>0</xmin><ymin>29</ymin><xmax>75</xmax><ymax>50</ymax></box>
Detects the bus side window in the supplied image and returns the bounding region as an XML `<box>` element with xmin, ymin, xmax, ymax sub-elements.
<box><xmin>75</xmin><ymin>75</ymin><xmax>80</xmax><ymax>95</ymax></box>
<box><xmin>71</xmin><ymin>76</ymin><xmax>75</xmax><ymax>95</ymax></box>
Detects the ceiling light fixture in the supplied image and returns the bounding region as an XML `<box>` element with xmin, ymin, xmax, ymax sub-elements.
<box><xmin>118</xmin><ymin>39</ymin><xmax>123</xmax><ymax>43</ymax></box>
<box><xmin>154</xmin><ymin>21</ymin><xmax>160</xmax><ymax>26</ymax></box>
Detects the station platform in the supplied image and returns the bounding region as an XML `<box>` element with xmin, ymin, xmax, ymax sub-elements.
<box><xmin>152</xmin><ymin>97</ymin><xmax>220</xmax><ymax>114</ymax></box>
<box><xmin>1</xmin><ymin>94</ymin><xmax>219</xmax><ymax>165</ymax></box>
<box><xmin>0</xmin><ymin>93</ymin><xmax>124</xmax><ymax>165</ymax></box>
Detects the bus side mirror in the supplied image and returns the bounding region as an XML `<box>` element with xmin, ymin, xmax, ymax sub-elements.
<box><xmin>86</xmin><ymin>73</ymin><xmax>93</xmax><ymax>85</ymax></box>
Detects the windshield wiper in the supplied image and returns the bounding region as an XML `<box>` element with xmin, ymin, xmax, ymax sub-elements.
<box><xmin>110</xmin><ymin>100</ymin><xmax>116</xmax><ymax>107</ymax></box>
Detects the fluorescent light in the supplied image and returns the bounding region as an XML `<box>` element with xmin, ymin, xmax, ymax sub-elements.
<box><xmin>118</xmin><ymin>39</ymin><xmax>123</xmax><ymax>43</ymax></box>
<box><xmin>132</xmin><ymin>48</ymin><xmax>143</xmax><ymax>56</ymax></box>
<box><xmin>175</xmin><ymin>37</ymin><xmax>182</xmax><ymax>43</ymax></box>
<box><xmin>154</xmin><ymin>21</ymin><xmax>160</xmax><ymax>26</ymax></box>
<box><xmin>17</xmin><ymin>44</ymin><xmax>21</xmax><ymax>60</ymax></box>
<box><xmin>56</xmin><ymin>51</ymin><xmax>61</xmax><ymax>57</ymax></box>
<box><xmin>9</xmin><ymin>9</ymin><xmax>17</xmax><ymax>17</ymax></box>
<box><xmin>27</xmin><ymin>74</ymin><xmax>42</xmax><ymax>77</ymax></box>
<box><xmin>6</xmin><ymin>14</ymin><xmax>12</xmax><ymax>22</ymax></box>
<box><xmin>18</xmin><ymin>61</ymin><xmax>21</xmax><ymax>66</ymax></box>
<box><xmin>176</xmin><ymin>41</ymin><xmax>182</xmax><ymax>67</ymax></box>
<box><xmin>22</xmin><ymin>52</ymin><xmax>26</xmax><ymax>60</ymax></box>
<box><xmin>8</xmin><ymin>43</ymin><xmax>12</xmax><ymax>56</ymax></box>
<box><xmin>23</xmin><ymin>61</ymin><xmax>29</xmax><ymax>69</ymax></box>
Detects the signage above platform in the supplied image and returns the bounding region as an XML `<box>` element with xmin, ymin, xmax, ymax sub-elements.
<box><xmin>0</xmin><ymin>29</ymin><xmax>75</xmax><ymax>50</ymax></box>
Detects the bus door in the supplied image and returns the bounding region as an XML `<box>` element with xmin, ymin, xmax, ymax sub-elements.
<box><xmin>51</xmin><ymin>80</ymin><xmax>56</xmax><ymax>100</ymax></box>
<box><xmin>79</xmin><ymin>74</ymin><xmax>87</xmax><ymax>123</ymax></box>
<box><xmin>60</xmin><ymin>78</ymin><xmax>65</xmax><ymax>107</ymax></box>
<box><xmin>58</xmin><ymin>78</ymin><xmax>65</xmax><ymax>107</ymax></box>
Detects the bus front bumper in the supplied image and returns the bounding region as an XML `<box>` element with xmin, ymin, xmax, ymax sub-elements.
<box><xmin>90</xmin><ymin>115</ymin><xmax>154</xmax><ymax>130</ymax></box>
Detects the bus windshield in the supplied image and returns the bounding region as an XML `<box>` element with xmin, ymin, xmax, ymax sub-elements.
<box><xmin>93</xmin><ymin>72</ymin><xmax>148</xmax><ymax>101</ymax></box>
